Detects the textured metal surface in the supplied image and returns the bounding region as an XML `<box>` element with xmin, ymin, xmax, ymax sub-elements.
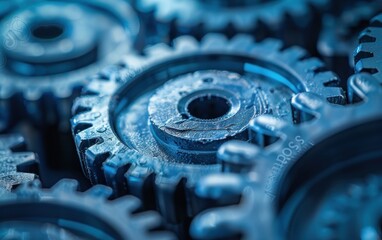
<box><xmin>0</xmin><ymin>134</ymin><xmax>38</xmax><ymax>191</ymax></box>
<box><xmin>190</xmin><ymin>73</ymin><xmax>382</xmax><ymax>239</ymax></box>
<box><xmin>71</xmin><ymin>33</ymin><xmax>344</xmax><ymax>233</ymax></box>
<box><xmin>0</xmin><ymin>179</ymin><xmax>175</xmax><ymax>240</ymax></box>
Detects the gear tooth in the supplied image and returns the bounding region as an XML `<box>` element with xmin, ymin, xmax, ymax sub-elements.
<box><xmin>248</xmin><ymin>115</ymin><xmax>289</xmax><ymax>146</ymax></box>
<box><xmin>103</xmin><ymin>152</ymin><xmax>133</xmax><ymax>196</ymax></box>
<box><xmin>195</xmin><ymin>174</ymin><xmax>246</xmax><ymax>202</ymax></box>
<box><xmin>354</xmin><ymin>42</ymin><xmax>375</xmax><ymax>62</ymax></box>
<box><xmin>23</xmin><ymin>87</ymin><xmax>44</xmax><ymax>102</ymax></box>
<box><xmin>370</xmin><ymin>15</ymin><xmax>382</xmax><ymax>27</ymax></box>
<box><xmin>291</xmin><ymin>92</ymin><xmax>329</xmax><ymax>122</ymax></box>
<box><xmin>254</xmin><ymin>38</ymin><xmax>283</xmax><ymax>54</ymax></box>
<box><xmin>52</xmin><ymin>179</ymin><xmax>79</xmax><ymax>193</ymax></box>
<box><xmin>355</xmin><ymin>57</ymin><xmax>379</xmax><ymax>76</ymax></box>
<box><xmin>74</xmin><ymin>126</ymin><xmax>100</xmax><ymax>153</ymax></box>
<box><xmin>125</xmin><ymin>164</ymin><xmax>155</xmax><ymax>208</ymax></box>
<box><xmin>201</xmin><ymin>34</ymin><xmax>229</xmax><ymax>51</ymax></box>
<box><xmin>111</xmin><ymin>195</ymin><xmax>141</xmax><ymax>212</ymax></box>
<box><xmin>71</xmin><ymin>111</ymin><xmax>97</xmax><ymax>129</ymax></box>
<box><xmin>173</xmin><ymin>35</ymin><xmax>199</xmax><ymax>52</ymax></box>
<box><xmin>145</xmin><ymin>43</ymin><xmax>174</xmax><ymax>59</ymax></box>
<box><xmin>348</xmin><ymin>73</ymin><xmax>382</xmax><ymax>103</ymax></box>
<box><xmin>85</xmin><ymin>142</ymin><xmax>112</xmax><ymax>184</ymax></box>
<box><xmin>72</xmin><ymin>95</ymin><xmax>99</xmax><ymax>115</ymax></box>
<box><xmin>190</xmin><ymin>206</ymin><xmax>239</xmax><ymax>240</ymax></box>
<box><xmin>133</xmin><ymin>211</ymin><xmax>163</xmax><ymax>230</ymax></box>
<box><xmin>8</xmin><ymin>152</ymin><xmax>38</xmax><ymax>170</ymax></box>
<box><xmin>87</xmin><ymin>79</ymin><xmax>120</xmax><ymax>96</ymax></box>
<box><xmin>1</xmin><ymin>173</ymin><xmax>37</xmax><ymax>191</ymax></box>
<box><xmin>228</xmin><ymin>34</ymin><xmax>255</xmax><ymax>52</ymax></box>
<box><xmin>280</xmin><ymin>46</ymin><xmax>309</xmax><ymax>63</ymax></box>
<box><xmin>358</xmin><ymin>30</ymin><xmax>377</xmax><ymax>44</ymax></box>
<box><xmin>298</xmin><ymin>57</ymin><xmax>325</xmax><ymax>73</ymax></box>
<box><xmin>217</xmin><ymin>140</ymin><xmax>258</xmax><ymax>173</ymax></box>
<box><xmin>85</xmin><ymin>184</ymin><xmax>112</xmax><ymax>199</ymax></box>
<box><xmin>0</xmin><ymin>134</ymin><xmax>25</xmax><ymax>150</ymax></box>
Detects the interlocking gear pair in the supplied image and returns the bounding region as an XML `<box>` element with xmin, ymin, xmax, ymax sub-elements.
<box><xmin>71</xmin><ymin>32</ymin><xmax>345</xmax><ymax>236</ymax></box>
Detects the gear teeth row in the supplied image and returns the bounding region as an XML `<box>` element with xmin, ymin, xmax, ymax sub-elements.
<box><xmin>1</xmin><ymin>179</ymin><xmax>175</xmax><ymax>240</ymax></box>
<box><xmin>354</xmin><ymin>14</ymin><xmax>382</xmax><ymax>83</ymax></box>
<box><xmin>135</xmin><ymin>0</ymin><xmax>328</xmax><ymax>53</ymax></box>
<box><xmin>0</xmin><ymin>134</ymin><xmax>39</xmax><ymax>191</ymax></box>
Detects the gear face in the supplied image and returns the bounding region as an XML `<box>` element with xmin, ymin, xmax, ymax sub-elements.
<box><xmin>318</xmin><ymin>2</ymin><xmax>382</xmax><ymax>82</ymax></box>
<box><xmin>190</xmin><ymin>73</ymin><xmax>382</xmax><ymax>240</ymax></box>
<box><xmin>354</xmin><ymin>13</ymin><xmax>382</xmax><ymax>84</ymax></box>
<box><xmin>0</xmin><ymin>179</ymin><xmax>174</xmax><ymax>240</ymax></box>
<box><xmin>71</xmin><ymin>34</ymin><xmax>344</xmax><ymax>225</ymax></box>
<box><xmin>136</xmin><ymin>0</ymin><xmax>327</xmax><ymax>51</ymax></box>
<box><xmin>0</xmin><ymin>134</ymin><xmax>39</xmax><ymax>191</ymax></box>
<box><xmin>0</xmin><ymin>0</ymin><xmax>139</xmax><ymax>130</ymax></box>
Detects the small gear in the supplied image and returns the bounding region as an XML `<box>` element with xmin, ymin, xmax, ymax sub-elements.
<box><xmin>190</xmin><ymin>73</ymin><xmax>382</xmax><ymax>239</ymax></box>
<box><xmin>0</xmin><ymin>0</ymin><xmax>139</xmax><ymax>130</ymax></box>
<box><xmin>354</xmin><ymin>13</ymin><xmax>382</xmax><ymax>84</ymax></box>
<box><xmin>0</xmin><ymin>134</ymin><xmax>39</xmax><ymax>191</ymax></box>
<box><xmin>136</xmin><ymin>0</ymin><xmax>328</xmax><ymax>52</ymax></box>
<box><xmin>318</xmin><ymin>2</ymin><xmax>382</xmax><ymax>82</ymax></box>
<box><xmin>71</xmin><ymin>33</ymin><xmax>344</xmax><ymax>232</ymax></box>
<box><xmin>0</xmin><ymin>179</ymin><xmax>175</xmax><ymax>239</ymax></box>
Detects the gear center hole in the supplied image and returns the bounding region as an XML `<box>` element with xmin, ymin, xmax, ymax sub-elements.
<box><xmin>32</xmin><ymin>24</ymin><xmax>64</xmax><ymax>40</ymax></box>
<box><xmin>187</xmin><ymin>95</ymin><xmax>231</xmax><ymax>120</ymax></box>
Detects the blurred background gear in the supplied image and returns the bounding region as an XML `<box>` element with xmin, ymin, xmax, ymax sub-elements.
<box><xmin>354</xmin><ymin>13</ymin><xmax>382</xmax><ymax>84</ymax></box>
<box><xmin>318</xmin><ymin>1</ymin><xmax>382</xmax><ymax>85</ymax></box>
<box><xmin>0</xmin><ymin>134</ymin><xmax>39</xmax><ymax>191</ymax></box>
<box><xmin>0</xmin><ymin>0</ymin><xmax>139</xmax><ymax>187</ymax></box>
<box><xmin>134</xmin><ymin>0</ymin><xmax>328</xmax><ymax>53</ymax></box>
<box><xmin>71</xmin><ymin>33</ymin><xmax>344</xmax><ymax>238</ymax></box>
<box><xmin>190</xmin><ymin>73</ymin><xmax>382</xmax><ymax>240</ymax></box>
<box><xmin>0</xmin><ymin>179</ymin><xmax>175</xmax><ymax>240</ymax></box>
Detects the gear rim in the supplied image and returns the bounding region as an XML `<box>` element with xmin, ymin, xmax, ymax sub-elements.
<box><xmin>71</xmin><ymin>34</ymin><xmax>344</xmax><ymax>225</ymax></box>
<box><xmin>0</xmin><ymin>179</ymin><xmax>174</xmax><ymax>240</ymax></box>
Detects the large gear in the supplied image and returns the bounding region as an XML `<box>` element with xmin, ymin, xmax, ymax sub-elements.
<box><xmin>318</xmin><ymin>1</ymin><xmax>382</xmax><ymax>82</ymax></box>
<box><xmin>354</xmin><ymin>13</ymin><xmax>382</xmax><ymax>84</ymax></box>
<box><xmin>0</xmin><ymin>0</ymin><xmax>139</xmax><ymax>130</ymax></box>
<box><xmin>136</xmin><ymin>0</ymin><xmax>327</xmax><ymax>52</ymax></box>
<box><xmin>190</xmin><ymin>73</ymin><xmax>382</xmax><ymax>239</ymax></box>
<box><xmin>0</xmin><ymin>179</ymin><xmax>174</xmax><ymax>239</ymax></box>
<box><xmin>0</xmin><ymin>134</ymin><xmax>39</xmax><ymax>191</ymax></box>
<box><xmin>71</xmin><ymin>33</ymin><xmax>344</xmax><ymax>233</ymax></box>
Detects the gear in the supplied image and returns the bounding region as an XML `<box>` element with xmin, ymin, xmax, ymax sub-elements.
<box><xmin>0</xmin><ymin>0</ymin><xmax>139</xmax><ymax>130</ymax></box>
<box><xmin>0</xmin><ymin>134</ymin><xmax>39</xmax><ymax>191</ymax></box>
<box><xmin>354</xmin><ymin>13</ymin><xmax>382</xmax><ymax>84</ymax></box>
<box><xmin>0</xmin><ymin>179</ymin><xmax>175</xmax><ymax>239</ymax></box>
<box><xmin>190</xmin><ymin>73</ymin><xmax>382</xmax><ymax>239</ymax></box>
<box><xmin>286</xmin><ymin>175</ymin><xmax>382</xmax><ymax>240</ymax></box>
<box><xmin>71</xmin><ymin>34</ymin><xmax>344</xmax><ymax>230</ymax></box>
<box><xmin>136</xmin><ymin>0</ymin><xmax>327</xmax><ymax>52</ymax></box>
<box><xmin>318</xmin><ymin>1</ymin><xmax>382</xmax><ymax>83</ymax></box>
